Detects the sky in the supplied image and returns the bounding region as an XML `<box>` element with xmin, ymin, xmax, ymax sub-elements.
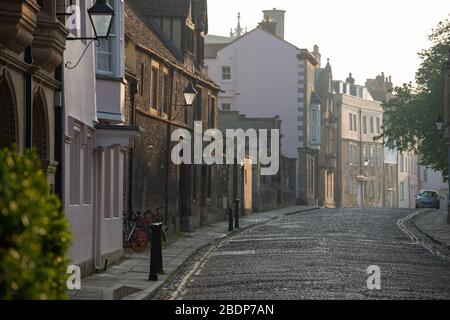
<box><xmin>207</xmin><ymin>0</ymin><xmax>450</xmax><ymax>87</ymax></box>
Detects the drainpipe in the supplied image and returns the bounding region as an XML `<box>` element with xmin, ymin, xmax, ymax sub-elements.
<box><xmin>25</xmin><ymin>46</ymin><xmax>33</xmax><ymax>149</ymax></box>
<box><xmin>359</xmin><ymin>109</ymin><xmax>363</xmax><ymax>207</ymax></box>
<box><xmin>55</xmin><ymin>64</ymin><xmax>65</xmax><ymax>202</ymax></box>
<box><xmin>127</xmin><ymin>77</ymin><xmax>138</xmax><ymax>212</ymax></box>
<box><xmin>164</xmin><ymin>69</ymin><xmax>175</xmax><ymax>230</ymax></box>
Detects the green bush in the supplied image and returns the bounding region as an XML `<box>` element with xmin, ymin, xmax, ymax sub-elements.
<box><xmin>0</xmin><ymin>147</ymin><xmax>72</xmax><ymax>300</ymax></box>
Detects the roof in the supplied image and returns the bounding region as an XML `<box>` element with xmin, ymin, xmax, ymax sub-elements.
<box><xmin>205</xmin><ymin>27</ymin><xmax>300</xmax><ymax>58</ymax></box>
<box><xmin>194</xmin><ymin>0</ymin><xmax>208</xmax><ymax>32</ymax></box>
<box><xmin>127</xmin><ymin>0</ymin><xmax>191</xmax><ymax>17</ymax></box>
<box><xmin>205</xmin><ymin>34</ymin><xmax>233</xmax><ymax>44</ymax></box>
<box><xmin>125</xmin><ymin>3</ymin><xmax>186</xmax><ymax>66</ymax></box>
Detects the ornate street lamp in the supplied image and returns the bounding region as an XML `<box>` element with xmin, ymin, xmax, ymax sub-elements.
<box><xmin>183</xmin><ymin>82</ymin><xmax>198</xmax><ymax>106</ymax></box>
<box><xmin>435</xmin><ymin>114</ymin><xmax>444</xmax><ymax>131</ymax></box>
<box><xmin>88</xmin><ymin>0</ymin><xmax>115</xmax><ymax>39</ymax></box>
<box><xmin>363</xmin><ymin>158</ymin><xmax>369</xmax><ymax>167</ymax></box>
<box><xmin>65</xmin><ymin>0</ymin><xmax>115</xmax><ymax>69</ymax></box>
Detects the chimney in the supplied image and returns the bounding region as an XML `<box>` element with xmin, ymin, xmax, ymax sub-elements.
<box><xmin>258</xmin><ymin>19</ymin><xmax>277</xmax><ymax>36</ymax></box>
<box><xmin>262</xmin><ymin>8</ymin><xmax>286</xmax><ymax>39</ymax></box>
<box><xmin>312</xmin><ymin>45</ymin><xmax>321</xmax><ymax>68</ymax></box>
<box><xmin>346</xmin><ymin>73</ymin><xmax>355</xmax><ymax>85</ymax></box>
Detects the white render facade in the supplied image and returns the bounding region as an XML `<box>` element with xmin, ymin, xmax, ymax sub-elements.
<box><xmin>63</xmin><ymin>0</ymin><xmax>138</xmax><ymax>276</ymax></box>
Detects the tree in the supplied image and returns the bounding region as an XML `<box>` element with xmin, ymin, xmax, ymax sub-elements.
<box><xmin>379</xmin><ymin>19</ymin><xmax>450</xmax><ymax>180</ymax></box>
<box><xmin>0</xmin><ymin>147</ymin><xmax>72</xmax><ymax>299</ymax></box>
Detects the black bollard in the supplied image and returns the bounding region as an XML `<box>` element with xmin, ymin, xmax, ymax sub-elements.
<box><xmin>228</xmin><ymin>207</ymin><xmax>234</xmax><ymax>232</ymax></box>
<box><xmin>235</xmin><ymin>199</ymin><xmax>240</xmax><ymax>229</ymax></box>
<box><xmin>149</xmin><ymin>223</ymin><xmax>164</xmax><ymax>281</ymax></box>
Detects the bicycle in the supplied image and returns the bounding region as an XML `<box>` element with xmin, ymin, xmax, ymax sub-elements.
<box><xmin>123</xmin><ymin>210</ymin><xmax>149</xmax><ymax>252</ymax></box>
<box><xmin>123</xmin><ymin>206</ymin><xmax>167</xmax><ymax>252</ymax></box>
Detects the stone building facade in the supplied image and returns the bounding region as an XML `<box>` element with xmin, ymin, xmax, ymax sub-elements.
<box><xmin>314</xmin><ymin>59</ymin><xmax>338</xmax><ymax>208</ymax></box>
<box><xmin>334</xmin><ymin>75</ymin><xmax>385</xmax><ymax>208</ymax></box>
<box><xmin>297</xmin><ymin>48</ymin><xmax>321</xmax><ymax>206</ymax></box>
<box><xmin>0</xmin><ymin>0</ymin><xmax>66</xmax><ymax>189</ymax></box>
<box><xmin>366</xmin><ymin>73</ymin><xmax>397</xmax><ymax>208</ymax></box>
<box><xmin>124</xmin><ymin>0</ymin><xmax>223</xmax><ymax>233</ymax></box>
<box><xmin>218</xmin><ymin>111</ymin><xmax>297</xmax><ymax>212</ymax></box>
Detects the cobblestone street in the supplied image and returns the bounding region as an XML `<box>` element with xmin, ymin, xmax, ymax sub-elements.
<box><xmin>156</xmin><ymin>208</ymin><xmax>450</xmax><ymax>300</ymax></box>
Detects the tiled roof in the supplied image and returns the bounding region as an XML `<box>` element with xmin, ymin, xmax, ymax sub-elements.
<box><xmin>194</xmin><ymin>0</ymin><xmax>208</xmax><ymax>32</ymax></box>
<box><xmin>127</xmin><ymin>0</ymin><xmax>191</xmax><ymax>17</ymax></box>
<box><xmin>125</xmin><ymin>3</ymin><xmax>184</xmax><ymax>66</ymax></box>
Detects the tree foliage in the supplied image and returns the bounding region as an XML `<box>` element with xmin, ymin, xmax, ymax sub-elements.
<box><xmin>0</xmin><ymin>147</ymin><xmax>72</xmax><ymax>299</ymax></box>
<box><xmin>380</xmin><ymin>19</ymin><xmax>450</xmax><ymax>180</ymax></box>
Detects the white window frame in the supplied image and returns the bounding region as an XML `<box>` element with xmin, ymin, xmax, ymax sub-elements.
<box><xmin>222</xmin><ymin>66</ymin><xmax>231</xmax><ymax>81</ymax></box>
<box><xmin>95</xmin><ymin>0</ymin><xmax>124</xmax><ymax>77</ymax></box>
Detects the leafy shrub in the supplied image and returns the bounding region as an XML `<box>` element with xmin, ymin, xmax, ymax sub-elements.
<box><xmin>0</xmin><ymin>147</ymin><xmax>72</xmax><ymax>299</ymax></box>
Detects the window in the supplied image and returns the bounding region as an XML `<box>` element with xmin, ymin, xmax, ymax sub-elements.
<box><xmin>370</xmin><ymin>116</ymin><xmax>374</xmax><ymax>133</ymax></box>
<box><xmin>311</xmin><ymin>108</ymin><xmax>317</xmax><ymax>142</ymax></box>
<box><xmin>400</xmin><ymin>182</ymin><xmax>405</xmax><ymax>201</ymax></box>
<box><xmin>97</xmin><ymin>39</ymin><xmax>113</xmax><ymax>73</ymax></box>
<box><xmin>209</xmin><ymin>96</ymin><xmax>216</xmax><ymax>127</ymax></box>
<box><xmin>423</xmin><ymin>168</ymin><xmax>428</xmax><ymax>182</ymax></box>
<box><xmin>162</xmin><ymin>72</ymin><xmax>170</xmax><ymax>115</ymax></box>
<box><xmin>222</xmin><ymin>66</ymin><xmax>231</xmax><ymax>80</ymax></box>
<box><xmin>349</xmin><ymin>113</ymin><xmax>353</xmax><ymax>131</ymax></box>
<box><xmin>369</xmin><ymin>181</ymin><xmax>375</xmax><ymax>198</ymax></box>
<box><xmin>363</xmin><ymin>116</ymin><xmax>367</xmax><ymax>134</ymax></box>
<box><xmin>96</xmin><ymin>0</ymin><xmax>116</xmax><ymax>74</ymax></box>
<box><xmin>222</xmin><ymin>103</ymin><xmax>231</xmax><ymax>111</ymax></box>
<box><xmin>399</xmin><ymin>154</ymin><xmax>404</xmax><ymax>172</ymax></box>
<box><xmin>349</xmin><ymin>144</ymin><xmax>353</xmax><ymax>165</ymax></box>
<box><xmin>140</xmin><ymin>62</ymin><xmax>145</xmax><ymax>95</ymax></box>
<box><xmin>353</xmin><ymin>114</ymin><xmax>357</xmax><ymax>132</ymax></box>
<box><xmin>376</xmin><ymin>117</ymin><xmax>381</xmax><ymax>134</ymax></box>
<box><xmin>370</xmin><ymin>147</ymin><xmax>374</xmax><ymax>166</ymax></box>
<box><xmin>83</xmin><ymin>134</ymin><xmax>92</xmax><ymax>204</ymax></box>
<box><xmin>70</xmin><ymin>128</ymin><xmax>81</xmax><ymax>205</ymax></box>
<box><xmin>151</xmin><ymin>67</ymin><xmax>159</xmax><ymax>110</ymax></box>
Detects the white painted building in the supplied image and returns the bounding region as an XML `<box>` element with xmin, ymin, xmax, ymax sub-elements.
<box><xmin>63</xmin><ymin>0</ymin><xmax>139</xmax><ymax>276</ymax></box>
<box><xmin>205</xmin><ymin>20</ymin><xmax>321</xmax><ymax>199</ymax></box>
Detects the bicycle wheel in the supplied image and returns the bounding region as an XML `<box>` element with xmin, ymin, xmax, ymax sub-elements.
<box><xmin>130</xmin><ymin>229</ymin><xmax>149</xmax><ymax>252</ymax></box>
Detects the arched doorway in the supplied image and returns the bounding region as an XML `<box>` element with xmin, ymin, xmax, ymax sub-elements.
<box><xmin>0</xmin><ymin>78</ymin><xmax>16</xmax><ymax>150</ymax></box>
<box><xmin>32</xmin><ymin>93</ymin><xmax>48</xmax><ymax>160</ymax></box>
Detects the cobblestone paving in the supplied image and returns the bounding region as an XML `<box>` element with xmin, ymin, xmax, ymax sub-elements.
<box><xmin>155</xmin><ymin>208</ymin><xmax>450</xmax><ymax>300</ymax></box>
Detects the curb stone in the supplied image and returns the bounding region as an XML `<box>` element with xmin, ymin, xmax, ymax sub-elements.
<box><xmin>413</xmin><ymin>210</ymin><xmax>450</xmax><ymax>251</ymax></box>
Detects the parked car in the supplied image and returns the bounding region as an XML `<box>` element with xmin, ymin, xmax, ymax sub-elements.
<box><xmin>415</xmin><ymin>190</ymin><xmax>440</xmax><ymax>209</ymax></box>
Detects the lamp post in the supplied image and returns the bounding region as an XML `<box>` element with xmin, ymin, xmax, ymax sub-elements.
<box><xmin>164</xmin><ymin>80</ymin><xmax>198</xmax><ymax>232</ymax></box>
<box><xmin>443</xmin><ymin>48</ymin><xmax>450</xmax><ymax>224</ymax></box>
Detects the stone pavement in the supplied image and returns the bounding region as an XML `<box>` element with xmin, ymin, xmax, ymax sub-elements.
<box><xmin>414</xmin><ymin>209</ymin><xmax>450</xmax><ymax>250</ymax></box>
<box><xmin>68</xmin><ymin>205</ymin><xmax>319</xmax><ymax>300</ymax></box>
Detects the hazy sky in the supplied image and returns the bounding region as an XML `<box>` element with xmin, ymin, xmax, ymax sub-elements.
<box><xmin>208</xmin><ymin>0</ymin><xmax>449</xmax><ymax>87</ymax></box>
